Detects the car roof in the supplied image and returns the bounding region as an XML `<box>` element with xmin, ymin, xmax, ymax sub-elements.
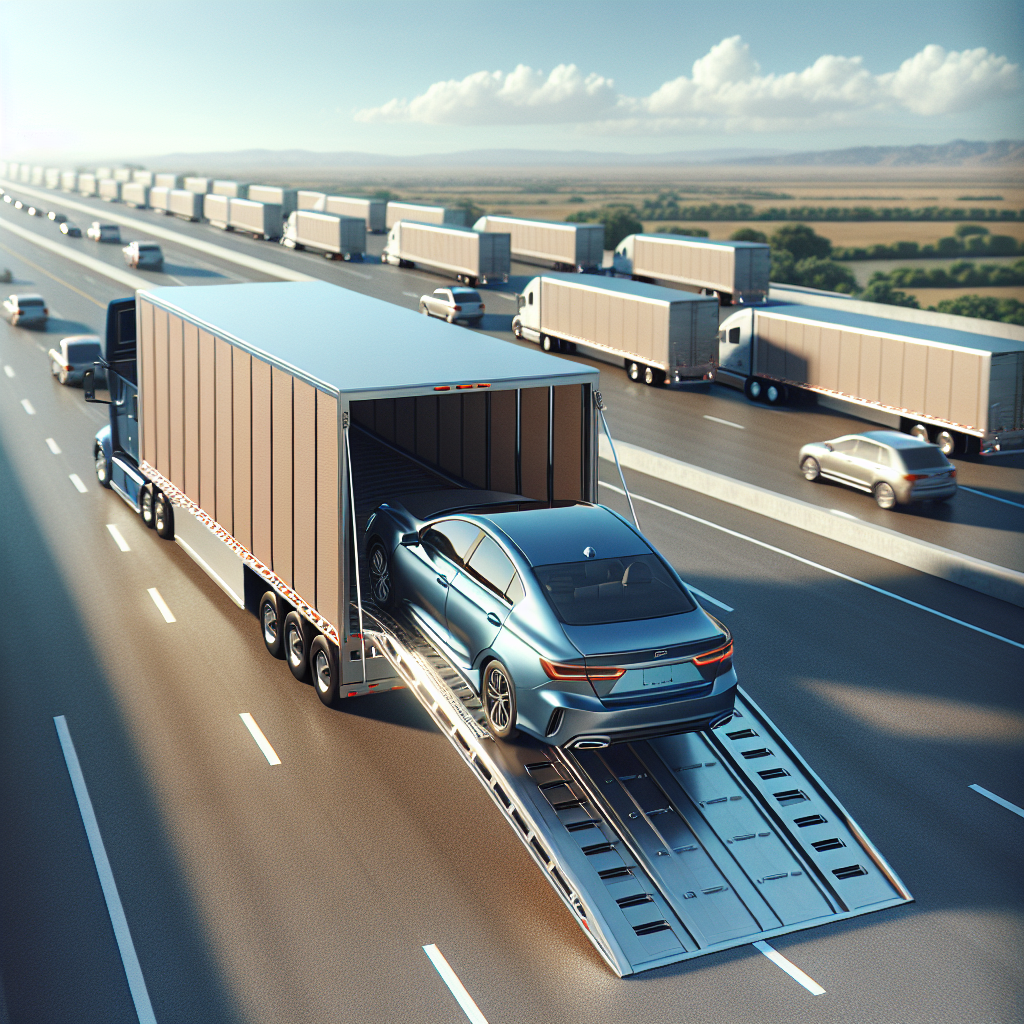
<box><xmin>13</xmin><ymin>293</ymin><xmax>44</xmax><ymax>302</ymax></box>
<box><xmin>479</xmin><ymin>504</ymin><xmax>650</xmax><ymax>566</ymax></box>
<box><xmin>846</xmin><ymin>430</ymin><xmax>940</xmax><ymax>450</ymax></box>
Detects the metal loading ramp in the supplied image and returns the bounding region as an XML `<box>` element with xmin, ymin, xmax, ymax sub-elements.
<box><xmin>359</xmin><ymin>606</ymin><xmax>912</xmax><ymax>976</ymax></box>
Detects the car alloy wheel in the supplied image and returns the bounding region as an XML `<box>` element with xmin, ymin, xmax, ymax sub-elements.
<box><xmin>874</xmin><ymin>481</ymin><xmax>897</xmax><ymax>510</ymax></box>
<box><xmin>801</xmin><ymin>456</ymin><xmax>821</xmax><ymax>481</ymax></box>
<box><xmin>483</xmin><ymin>661</ymin><xmax>517</xmax><ymax>740</ymax></box>
<box><xmin>369</xmin><ymin>542</ymin><xmax>393</xmax><ymax>609</ymax></box>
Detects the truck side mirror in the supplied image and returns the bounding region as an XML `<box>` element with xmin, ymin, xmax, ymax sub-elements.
<box><xmin>83</xmin><ymin>365</ymin><xmax>112</xmax><ymax>405</ymax></box>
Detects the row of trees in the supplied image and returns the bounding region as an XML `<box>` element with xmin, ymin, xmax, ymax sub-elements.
<box><xmin>884</xmin><ymin>260</ymin><xmax>1024</xmax><ymax>289</ymax></box>
<box><xmin>834</xmin><ymin>225</ymin><xmax>1022</xmax><ymax>261</ymax></box>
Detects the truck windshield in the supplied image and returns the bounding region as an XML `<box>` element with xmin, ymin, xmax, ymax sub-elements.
<box><xmin>533</xmin><ymin>554</ymin><xmax>695</xmax><ymax>625</ymax></box>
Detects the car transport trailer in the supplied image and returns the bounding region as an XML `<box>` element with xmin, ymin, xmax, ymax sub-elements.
<box><xmin>88</xmin><ymin>280</ymin><xmax>910</xmax><ymax>976</ymax></box>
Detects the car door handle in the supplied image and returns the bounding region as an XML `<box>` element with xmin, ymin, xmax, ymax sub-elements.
<box><xmin>486</xmin><ymin>612</ymin><xmax>502</xmax><ymax>626</ymax></box>
<box><xmin>436</xmin><ymin>575</ymin><xmax>449</xmax><ymax>587</ymax></box>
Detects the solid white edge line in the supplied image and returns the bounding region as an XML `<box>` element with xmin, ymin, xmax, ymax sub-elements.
<box><xmin>959</xmin><ymin>485</ymin><xmax>1024</xmax><ymax>510</ymax></box>
<box><xmin>46</xmin><ymin>437</ymin><xmax>61</xmax><ymax>454</ymax></box>
<box><xmin>422</xmin><ymin>945</ymin><xmax>489</xmax><ymax>1024</ymax></box>
<box><xmin>969</xmin><ymin>784</ymin><xmax>1024</xmax><ymax>819</ymax></box>
<box><xmin>20</xmin><ymin>398</ymin><xmax>35</xmax><ymax>415</ymax></box>
<box><xmin>106</xmin><ymin>524</ymin><xmax>131</xmax><ymax>552</ymax></box>
<box><xmin>239</xmin><ymin>713</ymin><xmax>282</xmax><ymax>765</ymax></box>
<box><xmin>703</xmin><ymin>414</ymin><xmax>745</xmax><ymax>429</ymax></box>
<box><xmin>69</xmin><ymin>473</ymin><xmax>88</xmax><ymax>493</ymax></box>
<box><xmin>3</xmin><ymin>364</ymin><xmax>13</xmax><ymax>377</ymax></box>
<box><xmin>147</xmin><ymin>588</ymin><xmax>175</xmax><ymax>623</ymax></box>
<box><xmin>600</xmin><ymin>481</ymin><xmax>1024</xmax><ymax>650</ymax></box>
<box><xmin>686</xmin><ymin>584</ymin><xmax>734</xmax><ymax>613</ymax></box>
<box><xmin>754</xmin><ymin>941</ymin><xmax>826</xmax><ymax>995</ymax></box>
<box><xmin>53</xmin><ymin>716</ymin><xmax>158</xmax><ymax>1024</ymax></box>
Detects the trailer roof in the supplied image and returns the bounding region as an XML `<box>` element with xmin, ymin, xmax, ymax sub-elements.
<box><xmin>761</xmin><ymin>301</ymin><xmax>1024</xmax><ymax>356</ymax></box>
<box><xmin>635</xmin><ymin>233</ymin><xmax>768</xmax><ymax>250</ymax></box>
<box><xmin>537</xmin><ymin>271</ymin><xmax>716</xmax><ymax>305</ymax></box>
<box><xmin>140</xmin><ymin>281</ymin><xmax>598</xmax><ymax>397</ymax></box>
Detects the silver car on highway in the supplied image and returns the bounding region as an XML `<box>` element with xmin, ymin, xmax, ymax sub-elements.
<box><xmin>799</xmin><ymin>430</ymin><xmax>957</xmax><ymax>509</ymax></box>
<box><xmin>419</xmin><ymin>286</ymin><xmax>485</xmax><ymax>325</ymax></box>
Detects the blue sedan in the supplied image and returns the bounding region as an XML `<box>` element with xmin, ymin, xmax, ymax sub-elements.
<box><xmin>364</xmin><ymin>494</ymin><xmax>737</xmax><ymax>746</ymax></box>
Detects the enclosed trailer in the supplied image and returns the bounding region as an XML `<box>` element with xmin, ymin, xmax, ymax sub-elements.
<box><xmin>113</xmin><ymin>168</ymin><xmax>133</xmax><ymax>183</ymax></box>
<box><xmin>204</xmin><ymin>193</ymin><xmax>230</xmax><ymax>229</ymax></box>
<box><xmin>212</xmin><ymin>180</ymin><xmax>248</xmax><ymax>198</ymax></box>
<box><xmin>30</xmin><ymin>166</ymin><xmax>44</xmax><ymax>186</ymax></box>
<box><xmin>122</xmin><ymin>182</ymin><xmax>149</xmax><ymax>208</ymax></box>
<box><xmin>614</xmin><ymin>234</ymin><xmax>770</xmax><ymax>306</ymax></box>
<box><xmin>474</xmin><ymin>215</ymin><xmax>605</xmax><ymax>272</ymax></box>
<box><xmin>95</xmin><ymin>166</ymin><xmax>112</xmax><ymax>180</ymax></box>
<box><xmin>60</xmin><ymin>170</ymin><xmax>78</xmax><ymax>192</ymax></box>
<box><xmin>325</xmin><ymin>195</ymin><xmax>387</xmax><ymax>233</ymax></box>
<box><xmin>382</xmin><ymin>221</ymin><xmax>510</xmax><ymax>285</ymax></box>
<box><xmin>281</xmin><ymin>210</ymin><xmax>366</xmax><ymax>259</ymax></box>
<box><xmin>149</xmin><ymin>186</ymin><xmax>172</xmax><ymax>214</ymax></box>
<box><xmin>385</xmin><ymin>201</ymin><xmax>468</xmax><ymax>229</ymax></box>
<box><xmin>77</xmin><ymin>172</ymin><xmax>98</xmax><ymax>197</ymax></box>
<box><xmin>514</xmin><ymin>273</ymin><xmax>720</xmax><ymax>385</ymax></box>
<box><xmin>229</xmin><ymin>198</ymin><xmax>283</xmax><ymax>239</ymax></box>
<box><xmin>297</xmin><ymin>190</ymin><xmax>326</xmax><ymax>211</ymax></box>
<box><xmin>98</xmin><ymin>178</ymin><xmax>122</xmax><ymax>202</ymax></box>
<box><xmin>44</xmin><ymin>168</ymin><xmax>61</xmax><ymax>189</ymax></box>
<box><xmin>718</xmin><ymin>302</ymin><xmax>1024</xmax><ymax>455</ymax></box>
<box><xmin>154</xmin><ymin>172</ymin><xmax>182</xmax><ymax>190</ymax></box>
<box><xmin>168</xmin><ymin>189</ymin><xmax>203</xmax><ymax>221</ymax></box>
<box><xmin>247</xmin><ymin>185</ymin><xmax>297</xmax><ymax>216</ymax></box>
<box><xmin>183</xmin><ymin>176</ymin><xmax>212</xmax><ymax>194</ymax></box>
<box><xmin>133</xmin><ymin>170</ymin><xmax>154</xmax><ymax>187</ymax></box>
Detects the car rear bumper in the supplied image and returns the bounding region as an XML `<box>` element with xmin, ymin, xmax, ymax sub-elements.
<box><xmin>904</xmin><ymin>482</ymin><xmax>957</xmax><ymax>503</ymax></box>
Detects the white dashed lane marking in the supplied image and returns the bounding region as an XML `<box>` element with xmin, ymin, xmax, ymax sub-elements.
<box><xmin>147</xmin><ymin>588</ymin><xmax>175</xmax><ymax>622</ymax></box>
<box><xmin>3</xmin><ymin>364</ymin><xmax>13</xmax><ymax>377</ymax></box>
<box><xmin>754</xmin><ymin>941</ymin><xmax>826</xmax><ymax>995</ymax></box>
<box><xmin>69</xmin><ymin>474</ymin><xmax>87</xmax><ymax>493</ymax></box>
<box><xmin>106</xmin><ymin>524</ymin><xmax>131</xmax><ymax>552</ymax></box>
<box><xmin>21</xmin><ymin>398</ymin><xmax>35</xmax><ymax>415</ymax></box>
<box><xmin>46</xmin><ymin>437</ymin><xmax>61</xmax><ymax>454</ymax></box>
<box><xmin>239</xmin><ymin>713</ymin><xmax>282</xmax><ymax>765</ymax></box>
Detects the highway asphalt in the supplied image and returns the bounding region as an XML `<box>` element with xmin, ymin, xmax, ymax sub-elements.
<box><xmin>0</xmin><ymin>184</ymin><xmax>1021</xmax><ymax>1024</ymax></box>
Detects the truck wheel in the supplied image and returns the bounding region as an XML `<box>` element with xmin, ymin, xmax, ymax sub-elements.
<box><xmin>310</xmin><ymin>635</ymin><xmax>339</xmax><ymax>707</ymax></box>
<box><xmin>368</xmin><ymin>541</ymin><xmax>395</xmax><ymax>610</ymax></box>
<box><xmin>909</xmin><ymin>423</ymin><xmax>930</xmax><ymax>443</ymax></box>
<box><xmin>541</xmin><ymin>335</ymin><xmax>554</xmax><ymax>352</ymax></box>
<box><xmin>874</xmin><ymin>481</ymin><xmax>897</xmax><ymax>510</ymax></box>
<box><xmin>936</xmin><ymin>430</ymin><xmax>958</xmax><ymax>456</ymax></box>
<box><xmin>765</xmin><ymin>383</ymin><xmax>787</xmax><ymax>405</ymax></box>
<box><xmin>512</xmin><ymin>316</ymin><xmax>523</xmax><ymax>339</ymax></box>
<box><xmin>259</xmin><ymin>592</ymin><xmax>285</xmax><ymax>659</ymax></box>
<box><xmin>140</xmin><ymin>484</ymin><xmax>156</xmax><ymax>528</ymax></box>
<box><xmin>154</xmin><ymin>491</ymin><xmax>174</xmax><ymax>538</ymax></box>
<box><xmin>94</xmin><ymin>444</ymin><xmax>111</xmax><ymax>488</ymax></box>
<box><xmin>801</xmin><ymin>456</ymin><xmax>821</xmax><ymax>481</ymax></box>
<box><xmin>627</xmin><ymin>361</ymin><xmax>641</xmax><ymax>381</ymax></box>
<box><xmin>643</xmin><ymin>366</ymin><xmax>663</xmax><ymax>386</ymax></box>
<box><xmin>283</xmin><ymin>610</ymin><xmax>310</xmax><ymax>682</ymax></box>
<box><xmin>482</xmin><ymin>660</ymin><xmax>518</xmax><ymax>740</ymax></box>
<box><xmin>744</xmin><ymin>377</ymin><xmax>763</xmax><ymax>401</ymax></box>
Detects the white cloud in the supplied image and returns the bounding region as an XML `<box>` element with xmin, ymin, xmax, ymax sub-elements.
<box><xmin>353</xmin><ymin>38</ymin><xmax>1020</xmax><ymax>133</ymax></box>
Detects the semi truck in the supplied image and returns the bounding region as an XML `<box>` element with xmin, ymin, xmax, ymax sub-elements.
<box><xmin>474</xmin><ymin>215</ymin><xmax>605</xmax><ymax>272</ymax></box>
<box><xmin>718</xmin><ymin>301</ymin><xmax>1024</xmax><ymax>455</ymax></box>
<box><xmin>60</xmin><ymin>170</ymin><xmax>78</xmax><ymax>192</ymax></box>
<box><xmin>614</xmin><ymin>234</ymin><xmax>770</xmax><ymax>306</ymax></box>
<box><xmin>86</xmin><ymin>278</ymin><xmax>911</xmax><ymax>978</ymax></box>
<box><xmin>113</xmin><ymin>168</ymin><xmax>133</xmax><ymax>183</ymax></box>
<box><xmin>169</xmin><ymin>189</ymin><xmax>204</xmax><ymax>222</ymax></box>
<box><xmin>149</xmin><ymin>187</ymin><xmax>171</xmax><ymax>214</ymax></box>
<box><xmin>385</xmin><ymin>201</ymin><xmax>468</xmax><ymax>229</ymax></box>
<box><xmin>203</xmin><ymin>193</ymin><xmax>230</xmax><ymax>228</ymax></box>
<box><xmin>44</xmin><ymin>168</ymin><xmax>61</xmax><ymax>189</ymax></box>
<box><xmin>133</xmin><ymin>170</ymin><xmax>155</xmax><ymax>187</ymax></box>
<box><xmin>280</xmin><ymin>210</ymin><xmax>366</xmax><ymax>260</ymax></box>
<box><xmin>183</xmin><ymin>176</ymin><xmax>212</xmax><ymax>194</ymax></box>
<box><xmin>77</xmin><ymin>173</ymin><xmax>98</xmax><ymax>197</ymax></box>
<box><xmin>325</xmin><ymin>195</ymin><xmax>387</xmax><ymax>233</ymax></box>
<box><xmin>98</xmin><ymin>179</ymin><xmax>121</xmax><ymax>202</ymax></box>
<box><xmin>297</xmin><ymin>190</ymin><xmax>326</xmax><ymax>211</ymax></box>
<box><xmin>154</xmin><ymin>172</ymin><xmax>182</xmax><ymax>190</ymax></box>
<box><xmin>381</xmin><ymin>221</ymin><xmax>510</xmax><ymax>284</ymax></box>
<box><xmin>122</xmin><ymin>182</ymin><xmax>150</xmax><ymax>208</ymax></box>
<box><xmin>212</xmin><ymin>180</ymin><xmax>248</xmax><ymax>198</ymax></box>
<box><xmin>247</xmin><ymin>185</ymin><xmax>297</xmax><ymax>216</ymax></box>
<box><xmin>513</xmin><ymin>273</ymin><xmax>720</xmax><ymax>385</ymax></box>
<box><xmin>228</xmin><ymin>198</ymin><xmax>283</xmax><ymax>240</ymax></box>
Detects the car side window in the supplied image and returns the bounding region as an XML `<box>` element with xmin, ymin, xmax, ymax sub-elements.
<box><xmin>505</xmin><ymin>572</ymin><xmax>525</xmax><ymax>606</ymax></box>
<box><xmin>422</xmin><ymin>519</ymin><xmax>481</xmax><ymax>567</ymax></box>
<box><xmin>875</xmin><ymin>446</ymin><xmax>891</xmax><ymax>467</ymax></box>
<box><xmin>852</xmin><ymin>439</ymin><xmax>882</xmax><ymax>462</ymax></box>
<box><xmin>832</xmin><ymin>439</ymin><xmax>858</xmax><ymax>454</ymax></box>
<box><xmin>466</xmin><ymin>535</ymin><xmax>516</xmax><ymax>599</ymax></box>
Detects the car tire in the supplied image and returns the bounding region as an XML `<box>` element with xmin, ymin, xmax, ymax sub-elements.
<box><xmin>259</xmin><ymin>591</ymin><xmax>286</xmax><ymax>659</ymax></box>
<box><xmin>310</xmin><ymin>635</ymin><xmax>339</xmax><ymax>707</ymax></box>
<box><xmin>744</xmin><ymin>377</ymin><xmax>762</xmax><ymax>401</ymax></box>
<box><xmin>140</xmin><ymin>484</ymin><xmax>156</xmax><ymax>528</ymax></box>
<box><xmin>874</xmin><ymin>481</ymin><xmax>897</xmax><ymax>510</ymax></box>
<box><xmin>936</xmin><ymin>430</ymin><xmax>958</xmax><ymax>456</ymax></box>
<box><xmin>909</xmin><ymin>423</ymin><xmax>930</xmax><ymax>443</ymax></box>
<box><xmin>368</xmin><ymin>540</ymin><xmax>395</xmax><ymax>610</ymax></box>
<box><xmin>154</xmin><ymin>490</ymin><xmax>174</xmax><ymax>538</ymax></box>
<box><xmin>283</xmin><ymin>610</ymin><xmax>310</xmax><ymax>682</ymax></box>
<box><xmin>482</xmin><ymin>660</ymin><xmax>518</xmax><ymax>740</ymax></box>
<box><xmin>94</xmin><ymin>444</ymin><xmax>111</xmax><ymax>488</ymax></box>
<box><xmin>627</xmin><ymin>360</ymin><xmax>641</xmax><ymax>382</ymax></box>
<box><xmin>801</xmin><ymin>456</ymin><xmax>821</xmax><ymax>481</ymax></box>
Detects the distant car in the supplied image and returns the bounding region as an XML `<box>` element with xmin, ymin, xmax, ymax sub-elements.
<box><xmin>799</xmin><ymin>430</ymin><xmax>957</xmax><ymax>509</ymax></box>
<box><xmin>60</xmin><ymin>222</ymin><xmax>82</xmax><ymax>237</ymax></box>
<box><xmin>13</xmin><ymin>199</ymin><xmax>24</xmax><ymax>210</ymax></box>
<box><xmin>87</xmin><ymin>221</ymin><xmax>121</xmax><ymax>243</ymax></box>
<box><xmin>122</xmin><ymin>240</ymin><xmax>163</xmax><ymax>269</ymax></box>
<box><xmin>47</xmin><ymin>211</ymin><xmax>68</xmax><ymax>223</ymax></box>
<box><xmin>3</xmin><ymin>293</ymin><xmax>48</xmax><ymax>327</ymax></box>
<box><xmin>419</xmin><ymin>286</ymin><xmax>485</xmax><ymax>325</ymax></box>
<box><xmin>3</xmin><ymin>194</ymin><xmax>13</xmax><ymax>204</ymax></box>
<box><xmin>365</xmin><ymin>494</ymin><xmax>736</xmax><ymax>744</ymax></box>
<box><xmin>27</xmin><ymin>205</ymin><xmax>42</xmax><ymax>217</ymax></box>
<box><xmin>48</xmin><ymin>335</ymin><xmax>104</xmax><ymax>386</ymax></box>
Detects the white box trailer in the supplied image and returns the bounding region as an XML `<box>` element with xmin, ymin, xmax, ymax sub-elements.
<box><xmin>18</xmin><ymin>164</ymin><xmax>31</xmax><ymax>183</ymax></box>
<box><xmin>718</xmin><ymin>302</ymin><xmax>1024</xmax><ymax>455</ymax></box>
<box><xmin>229</xmin><ymin>198</ymin><xmax>283</xmax><ymax>239</ymax></box>
<box><xmin>297</xmin><ymin>190</ymin><xmax>326</xmax><ymax>211</ymax></box>
<box><xmin>122</xmin><ymin>182</ymin><xmax>149</xmax><ymax>208</ymax></box>
<box><xmin>183</xmin><ymin>176</ymin><xmax>212</xmax><ymax>194</ymax></box>
<box><xmin>325</xmin><ymin>195</ymin><xmax>387</xmax><ymax>233</ymax></box>
<box><xmin>514</xmin><ymin>273</ymin><xmax>720</xmax><ymax>385</ymax></box>
<box><xmin>382</xmin><ymin>221</ymin><xmax>510</xmax><ymax>285</ymax></box>
<box><xmin>154</xmin><ymin>173</ymin><xmax>182</xmax><ymax>190</ymax></box>
<box><xmin>204</xmin><ymin>193</ymin><xmax>230</xmax><ymax>228</ymax></box>
<box><xmin>98</xmin><ymin>178</ymin><xmax>122</xmax><ymax>202</ymax></box>
<box><xmin>95</xmin><ymin>166</ymin><xmax>112</xmax><ymax>180</ymax></box>
<box><xmin>44</xmin><ymin>168</ymin><xmax>61</xmax><ymax>189</ymax></box>
<box><xmin>113</xmin><ymin>168</ymin><xmax>133</xmax><ymax>183</ymax></box>
<box><xmin>133</xmin><ymin>170</ymin><xmax>154</xmax><ymax>186</ymax></box>
<box><xmin>614</xmin><ymin>234</ymin><xmax>770</xmax><ymax>306</ymax></box>
<box><xmin>281</xmin><ymin>210</ymin><xmax>366</xmax><ymax>259</ymax></box>
<box><xmin>149</xmin><ymin>186</ymin><xmax>172</xmax><ymax>213</ymax></box>
<box><xmin>60</xmin><ymin>170</ymin><xmax>78</xmax><ymax>192</ymax></box>
<box><xmin>169</xmin><ymin>189</ymin><xmax>203</xmax><ymax>221</ymax></box>
<box><xmin>31</xmin><ymin>166</ymin><xmax>44</xmax><ymax>186</ymax></box>
<box><xmin>474</xmin><ymin>215</ymin><xmax>605</xmax><ymax>272</ymax></box>
<box><xmin>247</xmin><ymin>185</ymin><xmax>297</xmax><ymax>215</ymax></box>
<box><xmin>78</xmin><ymin>173</ymin><xmax>98</xmax><ymax>197</ymax></box>
<box><xmin>385</xmin><ymin>201</ymin><xmax>468</xmax><ymax>229</ymax></box>
<box><xmin>212</xmin><ymin>179</ymin><xmax>248</xmax><ymax>198</ymax></box>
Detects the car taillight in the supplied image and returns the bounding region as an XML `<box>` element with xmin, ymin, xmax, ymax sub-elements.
<box><xmin>949</xmin><ymin>468</ymin><xmax>957</xmax><ymax>477</ymax></box>
<box><xmin>693</xmin><ymin>641</ymin><xmax>733</xmax><ymax>666</ymax></box>
<box><xmin>903</xmin><ymin>474</ymin><xmax>928</xmax><ymax>482</ymax></box>
<box><xmin>452</xmin><ymin>305</ymin><xmax>462</xmax><ymax>312</ymax></box>
<box><xmin>480</xmin><ymin>304</ymin><xmax>485</xmax><ymax>312</ymax></box>
<box><xmin>540</xmin><ymin>658</ymin><xmax>626</xmax><ymax>683</ymax></box>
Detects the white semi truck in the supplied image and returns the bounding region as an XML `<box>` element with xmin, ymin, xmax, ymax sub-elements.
<box><xmin>382</xmin><ymin>221</ymin><xmax>510</xmax><ymax>284</ymax></box>
<box><xmin>513</xmin><ymin>273</ymin><xmax>720</xmax><ymax>385</ymax></box>
<box><xmin>281</xmin><ymin>210</ymin><xmax>366</xmax><ymax>260</ymax></box>
<box><xmin>228</xmin><ymin>198</ymin><xmax>283</xmax><ymax>240</ymax></box>
<box><xmin>122</xmin><ymin>183</ymin><xmax>149</xmax><ymax>208</ymax></box>
<box><xmin>168</xmin><ymin>189</ymin><xmax>203</xmax><ymax>222</ymax></box>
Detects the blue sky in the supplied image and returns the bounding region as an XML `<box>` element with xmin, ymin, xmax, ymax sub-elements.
<box><xmin>1</xmin><ymin>0</ymin><xmax>1021</xmax><ymax>159</ymax></box>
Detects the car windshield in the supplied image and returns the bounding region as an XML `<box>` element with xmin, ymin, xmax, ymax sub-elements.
<box><xmin>452</xmin><ymin>289</ymin><xmax>482</xmax><ymax>303</ymax></box>
<box><xmin>533</xmin><ymin>554</ymin><xmax>695</xmax><ymax>625</ymax></box>
<box><xmin>899</xmin><ymin>447</ymin><xmax>949</xmax><ymax>470</ymax></box>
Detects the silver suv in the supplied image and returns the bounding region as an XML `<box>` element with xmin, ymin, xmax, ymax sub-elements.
<box><xmin>419</xmin><ymin>286</ymin><xmax>485</xmax><ymax>325</ymax></box>
<box><xmin>799</xmin><ymin>430</ymin><xmax>957</xmax><ymax>509</ymax></box>
<box><xmin>123</xmin><ymin>241</ymin><xmax>163</xmax><ymax>269</ymax></box>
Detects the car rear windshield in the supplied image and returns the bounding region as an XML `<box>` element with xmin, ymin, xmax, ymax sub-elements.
<box><xmin>899</xmin><ymin>447</ymin><xmax>950</xmax><ymax>470</ymax></box>
<box><xmin>66</xmin><ymin>341</ymin><xmax>101</xmax><ymax>360</ymax></box>
<box><xmin>452</xmin><ymin>289</ymin><xmax>481</xmax><ymax>303</ymax></box>
<box><xmin>533</xmin><ymin>554</ymin><xmax>695</xmax><ymax>625</ymax></box>
<box><xmin>138</xmin><ymin>244</ymin><xmax>159</xmax><ymax>251</ymax></box>
<box><xmin>18</xmin><ymin>298</ymin><xmax>44</xmax><ymax>306</ymax></box>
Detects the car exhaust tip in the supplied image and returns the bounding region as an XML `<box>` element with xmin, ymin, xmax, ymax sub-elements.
<box><xmin>570</xmin><ymin>735</ymin><xmax>611</xmax><ymax>750</ymax></box>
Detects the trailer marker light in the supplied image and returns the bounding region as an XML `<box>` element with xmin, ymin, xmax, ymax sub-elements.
<box><xmin>434</xmin><ymin>386</ymin><xmax>450</xmax><ymax>391</ymax></box>
<box><xmin>476</xmin><ymin>383</ymin><xmax>490</xmax><ymax>388</ymax></box>
<box><xmin>456</xmin><ymin>384</ymin><xmax>474</xmax><ymax>389</ymax></box>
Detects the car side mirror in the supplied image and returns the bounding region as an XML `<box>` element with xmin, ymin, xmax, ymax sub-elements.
<box><xmin>823</xmin><ymin>443</ymin><xmax>833</xmax><ymax>452</ymax></box>
<box><xmin>400</xmin><ymin>532</ymin><xmax>420</xmax><ymax>547</ymax></box>
<box><xmin>83</xmin><ymin>365</ymin><xmax>112</xmax><ymax>405</ymax></box>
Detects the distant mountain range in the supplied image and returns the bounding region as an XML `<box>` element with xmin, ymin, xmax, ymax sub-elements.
<box><xmin>736</xmin><ymin>139</ymin><xmax>1023</xmax><ymax>167</ymax></box>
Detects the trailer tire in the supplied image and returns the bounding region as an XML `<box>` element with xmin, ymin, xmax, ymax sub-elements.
<box><xmin>368</xmin><ymin>540</ymin><xmax>395</xmax><ymax>610</ymax></box>
<box><xmin>482</xmin><ymin>660</ymin><xmax>518</xmax><ymax>740</ymax></box>
<box><xmin>140</xmin><ymin>484</ymin><xmax>155</xmax><ymax>528</ymax></box>
<box><xmin>283</xmin><ymin>610</ymin><xmax>310</xmax><ymax>682</ymax></box>
<box><xmin>744</xmin><ymin>377</ymin><xmax>763</xmax><ymax>401</ymax></box>
<box><xmin>909</xmin><ymin>423</ymin><xmax>930</xmax><ymax>444</ymax></box>
<box><xmin>801</xmin><ymin>456</ymin><xmax>821</xmax><ymax>481</ymax></box>
<box><xmin>154</xmin><ymin>491</ymin><xmax>174</xmax><ymax>538</ymax></box>
<box><xmin>765</xmin><ymin>382</ymin><xmax>787</xmax><ymax>405</ymax></box>
<box><xmin>541</xmin><ymin>335</ymin><xmax>554</xmax><ymax>352</ymax></box>
<box><xmin>936</xmin><ymin>430</ymin><xmax>958</xmax><ymax>456</ymax></box>
<box><xmin>259</xmin><ymin>591</ymin><xmax>286</xmax><ymax>659</ymax></box>
<box><xmin>643</xmin><ymin>365</ymin><xmax>663</xmax><ymax>386</ymax></box>
<box><xmin>627</xmin><ymin>360</ymin><xmax>641</xmax><ymax>381</ymax></box>
<box><xmin>311</xmin><ymin>635</ymin><xmax>339</xmax><ymax>707</ymax></box>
